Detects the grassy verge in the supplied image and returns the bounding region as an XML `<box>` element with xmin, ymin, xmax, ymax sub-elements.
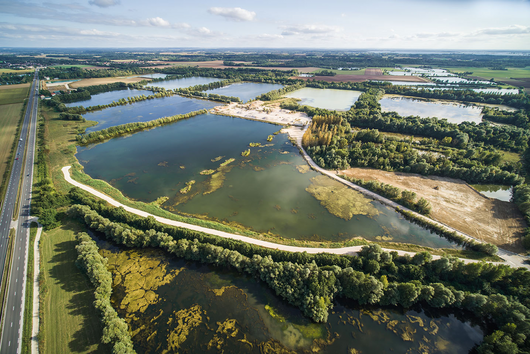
<box><xmin>0</xmin><ymin>229</ymin><xmax>16</xmax><ymax>331</ymax></box>
<box><xmin>21</xmin><ymin>222</ymin><xmax>38</xmax><ymax>354</ymax></box>
<box><xmin>40</xmin><ymin>219</ymin><xmax>111</xmax><ymax>354</ymax></box>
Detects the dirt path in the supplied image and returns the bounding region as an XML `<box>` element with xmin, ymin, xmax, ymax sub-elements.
<box><xmin>338</xmin><ymin>168</ymin><xmax>526</xmax><ymax>253</ymax></box>
<box><xmin>62</xmin><ymin>166</ymin><xmax>522</xmax><ymax>268</ymax></box>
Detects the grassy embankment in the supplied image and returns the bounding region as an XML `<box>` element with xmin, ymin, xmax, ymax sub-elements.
<box><xmin>39</xmin><ymin>219</ymin><xmax>111</xmax><ymax>354</ymax></box>
<box><xmin>21</xmin><ymin>222</ymin><xmax>38</xmax><ymax>354</ymax></box>
<box><xmin>0</xmin><ymin>85</ymin><xmax>30</xmax><ymax>207</ymax></box>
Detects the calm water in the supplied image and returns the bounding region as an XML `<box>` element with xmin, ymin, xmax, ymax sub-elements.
<box><xmin>81</xmin><ymin>95</ymin><xmax>219</xmax><ymax>132</ymax></box>
<box><xmin>100</xmin><ymin>245</ymin><xmax>483</xmax><ymax>354</ymax></box>
<box><xmin>472</xmin><ymin>184</ymin><xmax>512</xmax><ymax>202</ymax></box>
<box><xmin>204</xmin><ymin>82</ymin><xmax>284</xmax><ymax>102</ymax></box>
<box><xmin>145</xmin><ymin>76</ymin><xmax>225</xmax><ymax>91</ymax></box>
<box><xmin>64</xmin><ymin>88</ymin><xmax>153</xmax><ymax>108</ymax></box>
<box><xmin>380</xmin><ymin>95</ymin><xmax>483</xmax><ymax>124</ymax></box>
<box><xmin>77</xmin><ymin>113</ymin><xmax>458</xmax><ymax>248</ymax></box>
<box><xmin>137</xmin><ymin>73</ymin><xmax>168</xmax><ymax>79</ymax></box>
<box><xmin>283</xmin><ymin>88</ymin><xmax>363</xmax><ymax>111</ymax></box>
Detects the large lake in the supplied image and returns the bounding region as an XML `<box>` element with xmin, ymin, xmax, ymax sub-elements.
<box><xmin>81</xmin><ymin>95</ymin><xmax>219</xmax><ymax>132</ymax></box>
<box><xmin>283</xmin><ymin>88</ymin><xmax>363</xmax><ymax>111</ymax></box>
<box><xmin>380</xmin><ymin>95</ymin><xmax>483</xmax><ymax>123</ymax></box>
<box><xmin>77</xmin><ymin>113</ymin><xmax>459</xmax><ymax>248</ymax></box>
<box><xmin>64</xmin><ymin>88</ymin><xmax>153</xmax><ymax>108</ymax></box>
<box><xmin>204</xmin><ymin>83</ymin><xmax>284</xmax><ymax>102</ymax></box>
<box><xmin>100</xmin><ymin>244</ymin><xmax>483</xmax><ymax>354</ymax></box>
<box><xmin>145</xmin><ymin>76</ymin><xmax>225</xmax><ymax>91</ymax></box>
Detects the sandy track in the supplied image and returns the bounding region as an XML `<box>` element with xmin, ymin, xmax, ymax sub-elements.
<box><xmin>339</xmin><ymin>168</ymin><xmax>526</xmax><ymax>253</ymax></box>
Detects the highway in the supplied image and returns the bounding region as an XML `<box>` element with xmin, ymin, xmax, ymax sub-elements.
<box><xmin>0</xmin><ymin>70</ymin><xmax>39</xmax><ymax>353</ymax></box>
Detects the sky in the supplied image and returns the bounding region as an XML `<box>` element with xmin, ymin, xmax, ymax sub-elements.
<box><xmin>0</xmin><ymin>0</ymin><xmax>529</xmax><ymax>49</ymax></box>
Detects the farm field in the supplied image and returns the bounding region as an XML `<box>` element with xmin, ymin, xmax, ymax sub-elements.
<box><xmin>68</xmin><ymin>76</ymin><xmax>152</xmax><ymax>88</ymax></box>
<box><xmin>448</xmin><ymin>67</ymin><xmax>530</xmax><ymax>80</ymax></box>
<box><xmin>0</xmin><ymin>68</ymin><xmax>34</xmax><ymax>74</ymax></box>
<box><xmin>49</xmin><ymin>65</ymin><xmax>94</xmax><ymax>69</ymax></box>
<box><xmin>0</xmin><ymin>104</ymin><xmax>24</xmax><ymax>190</ymax></box>
<box><xmin>311</xmin><ymin>68</ymin><xmax>367</xmax><ymax>75</ymax></box>
<box><xmin>40</xmin><ymin>220</ymin><xmax>111</xmax><ymax>354</ymax></box>
<box><xmin>0</xmin><ymin>85</ymin><xmax>29</xmax><ymax>192</ymax></box>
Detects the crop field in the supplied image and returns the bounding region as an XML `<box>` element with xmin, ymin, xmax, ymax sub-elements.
<box><xmin>0</xmin><ymin>85</ymin><xmax>30</xmax><ymax>105</ymax></box>
<box><xmin>0</xmin><ymin>85</ymin><xmax>29</xmax><ymax>190</ymax></box>
<box><xmin>40</xmin><ymin>220</ymin><xmax>111</xmax><ymax>354</ymax></box>
<box><xmin>311</xmin><ymin>68</ymin><xmax>367</xmax><ymax>75</ymax></box>
<box><xmin>0</xmin><ymin>68</ymin><xmax>34</xmax><ymax>74</ymax></box>
<box><xmin>449</xmin><ymin>67</ymin><xmax>530</xmax><ymax>80</ymax></box>
<box><xmin>49</xmin><ymin>65</ymin><xmax>93</xmax><ymax>69</ymax></box>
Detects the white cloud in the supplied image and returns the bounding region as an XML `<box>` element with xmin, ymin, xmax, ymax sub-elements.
<box><xmin>257</xmin><ymin>34</ymin><xmax>284</xmax><ymax>40</ymax></box>
<box><xmin>88</xmin><ymin>0</ymin><xmax>120</xmax><ymax>8</ymax></box>
<box><xmin>141</xmin><ymin>17</ymin><xmax>170</xmax><ymax>27</ymax></box>
<box><xmin>473</xmin><ymin>25</ymin><xmax>530</xmax><ymax>36</ymax></box>
<box><xmin>208</xmin><ymin>7</ymin><xmax>256</xmax><ymax>22</ymax></box>
<box><xmin>280</xmin><ymin>24</ymin><xmax>341</xmax><ymax>36</ymax></box>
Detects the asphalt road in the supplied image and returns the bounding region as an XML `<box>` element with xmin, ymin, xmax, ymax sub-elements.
<box><xmin>0</xmin><ymin>70</ymin><xmax>39</xmax><ymax>353</ymax></box>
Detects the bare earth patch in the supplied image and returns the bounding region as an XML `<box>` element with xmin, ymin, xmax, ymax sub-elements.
<box><xmin>213</xmin><ymin>100</ymin><xmax>311</xmax><ymax>126</ymax></box>
<box><xmin>338</xmin><ymin>167</ymin><xmax>527</xmax><ymax>253</ymax></box>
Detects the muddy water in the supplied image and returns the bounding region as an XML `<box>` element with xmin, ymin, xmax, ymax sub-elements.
<box><xmin>99</xmin><ymin>245</ymin><xmax>483</xmax><ymax>354</ymax></box>
<box><xmin>77</xmin><ymin>113</ymin><xmax>459</xmax><ymax>248</ymax></box>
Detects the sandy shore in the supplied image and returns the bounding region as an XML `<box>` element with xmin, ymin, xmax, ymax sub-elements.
<box><xmin>212</xmin><ymin>100</ymin><xmax>311</xmax><ymax>126</ymax></box>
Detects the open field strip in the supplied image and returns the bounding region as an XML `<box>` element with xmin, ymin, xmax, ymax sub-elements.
<box><xmin>448</xmin><ymin>67</ymin><xmax>530</xmax><ymax>80</ymax></box>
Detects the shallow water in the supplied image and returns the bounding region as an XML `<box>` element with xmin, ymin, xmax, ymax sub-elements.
<box><xmin>64</xmin><ymin>88</ymin><xmax>153</xmax><ymax>108</ymax></box>
<box><xmin>99</xmin><ymin>245</ymin><xmax>483</xmax><ymax>354</ymax></box>
<box><xmin>283</xmin><ymin>87</ymin><xmax>363</xmax><ymax>111</ymax></box>
<box><xmin>380</xmin><ymin>95</ymin><xmax>483</xmax><ymax>123</ymax></box>
<box><xmin>77</xmin><ymin>113</ymin><xmax>459</xmax><ymax>248</ymax></box>
<box><xmin>145</xmin><ymin>76</ymin><xmax>225</xmax><ymax>91</ymax></box>
<box><xmin>81</xmin><ymin>95</ymin><xmax>219</xmax><ymax>132</ymax></box>
<box><xmin>204</xmin><ymin>82</ymin><xmax>284</xmax><ymax>102</ymax></box>
<box><xmin>471</xmin><ymin>184</ymin><xmax>512</xmax><ymax>202</ymax></box>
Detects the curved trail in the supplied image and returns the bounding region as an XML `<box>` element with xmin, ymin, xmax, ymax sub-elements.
<box><xmin>62</xmin><ymin>166</ymin><xmax>522</xmax><ymax>267</ymax></box>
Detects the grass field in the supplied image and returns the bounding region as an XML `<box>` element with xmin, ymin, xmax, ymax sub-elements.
<box><xmin>448</xmin><ymin>67</ymin><xmax>530</xmax><ymax>80</ymax></box>
<box><xmin>0</xmin><ymin>85</ymin><xmax>30</xmax><ymax>105</ymax></box>
<box><xmin>0</xmin><ymin>104</ymin><xmax>24</xmax><ymax>181</ymax></box>
<box><xmin>49</xmin><ymin>65</ymin><xmax>92</xmax><ymax>69</ymax></box>
<box><xmin>311</xmin><ymin>68</ymin><xmax>366</xmax><ymax>75</ymax></box>
<box><xmin>40</xmin><ymin>219</ymin><xmax>111</xmax><ymax>354</ymax></box>
<box><xmin>0</xmin><ymin>68</ymin><xmax>34</xmax><ymax>74</ymax></box>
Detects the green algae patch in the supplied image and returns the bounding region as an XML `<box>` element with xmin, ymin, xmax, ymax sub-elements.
<box><xmin>180</xmin><ymin>180</ymin><xmax>196</xmax><ymax>194</ymax></box>
<box><xmin>249</xmin><ymin>142</ymin><xmax>261</xmax><ymax>147</ymax></box>
<box><xmin>267</xmin><ymin>135</ymin><xmax>274</xmax><ymax>142</ymax></box>
<box><xmin>102</xmin><ymin>249</ymin><xmax>183</xmax><ymax>314</ymax></box>
<box><xmin>305</xmin><ymin>175</ymin><xmax>380</xmax><ymax>221</ymax></box>
<box><xmin>296</xmin><ymin>165</ymin><xmax>310</xmax><ymax>174</ymax></box>
<box><xmin>200</xmin><ymin>169</ymin><xmax>216</xmax><ymax>175</ymax></box>
<box><xmin>241</xmin><ymin>149</ymin><xmax>250</xmax><ymax>157</ymax></box>
<box><xmin>219</xmin><ymin>158</ymin><xmax>235</xmax><ymax>167</ymax></box>
<box><xmin>265</xmin><ymin>305</ymin><xmax>286</xmax><ymax>323</ymax></box>
<box><xmin>204</xmin><ymin>165</ymin><xmax>234</xmax><ymax>195</ymax></box>
<box><xmin>211</xmin><ymin>155</ymin><xmax>224</xmax><ymax>162</ymax></box>
<box><xmin>164</xmin><ymin>304</ymin><xmax>204</xmax><ymax>353</ymax></box>
<box><xmin>151</xmin><ymin>196</ymin><xmax>169</xmax><ymax>206</ymax></box>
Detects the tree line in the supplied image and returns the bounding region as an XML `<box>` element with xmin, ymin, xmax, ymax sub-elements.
<box><xmin>67</xmin><ymin>201</ymin><xmax>530</xmax><ymax>353</ymax></box>
<box><xmin>75</xmin><ymin>233</ymin><xmax>136</xmax><ymax>354</ymax></box>
<box><xmin>76</xmin><ymin>109</ymin><xmax>208</xmax><ymax>145</ymax></box>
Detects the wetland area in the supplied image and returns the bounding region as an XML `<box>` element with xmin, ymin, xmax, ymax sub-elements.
<box><xmin>99</xmin><ymin>243</ymin><xmax>483</xmax><ymax>354</ymax></box>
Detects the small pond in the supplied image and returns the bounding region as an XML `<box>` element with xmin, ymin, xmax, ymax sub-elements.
<box><xmin>380</xmin><ymin>95</ymin><xmax>483</xmax><ymax>124</ymax></box>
